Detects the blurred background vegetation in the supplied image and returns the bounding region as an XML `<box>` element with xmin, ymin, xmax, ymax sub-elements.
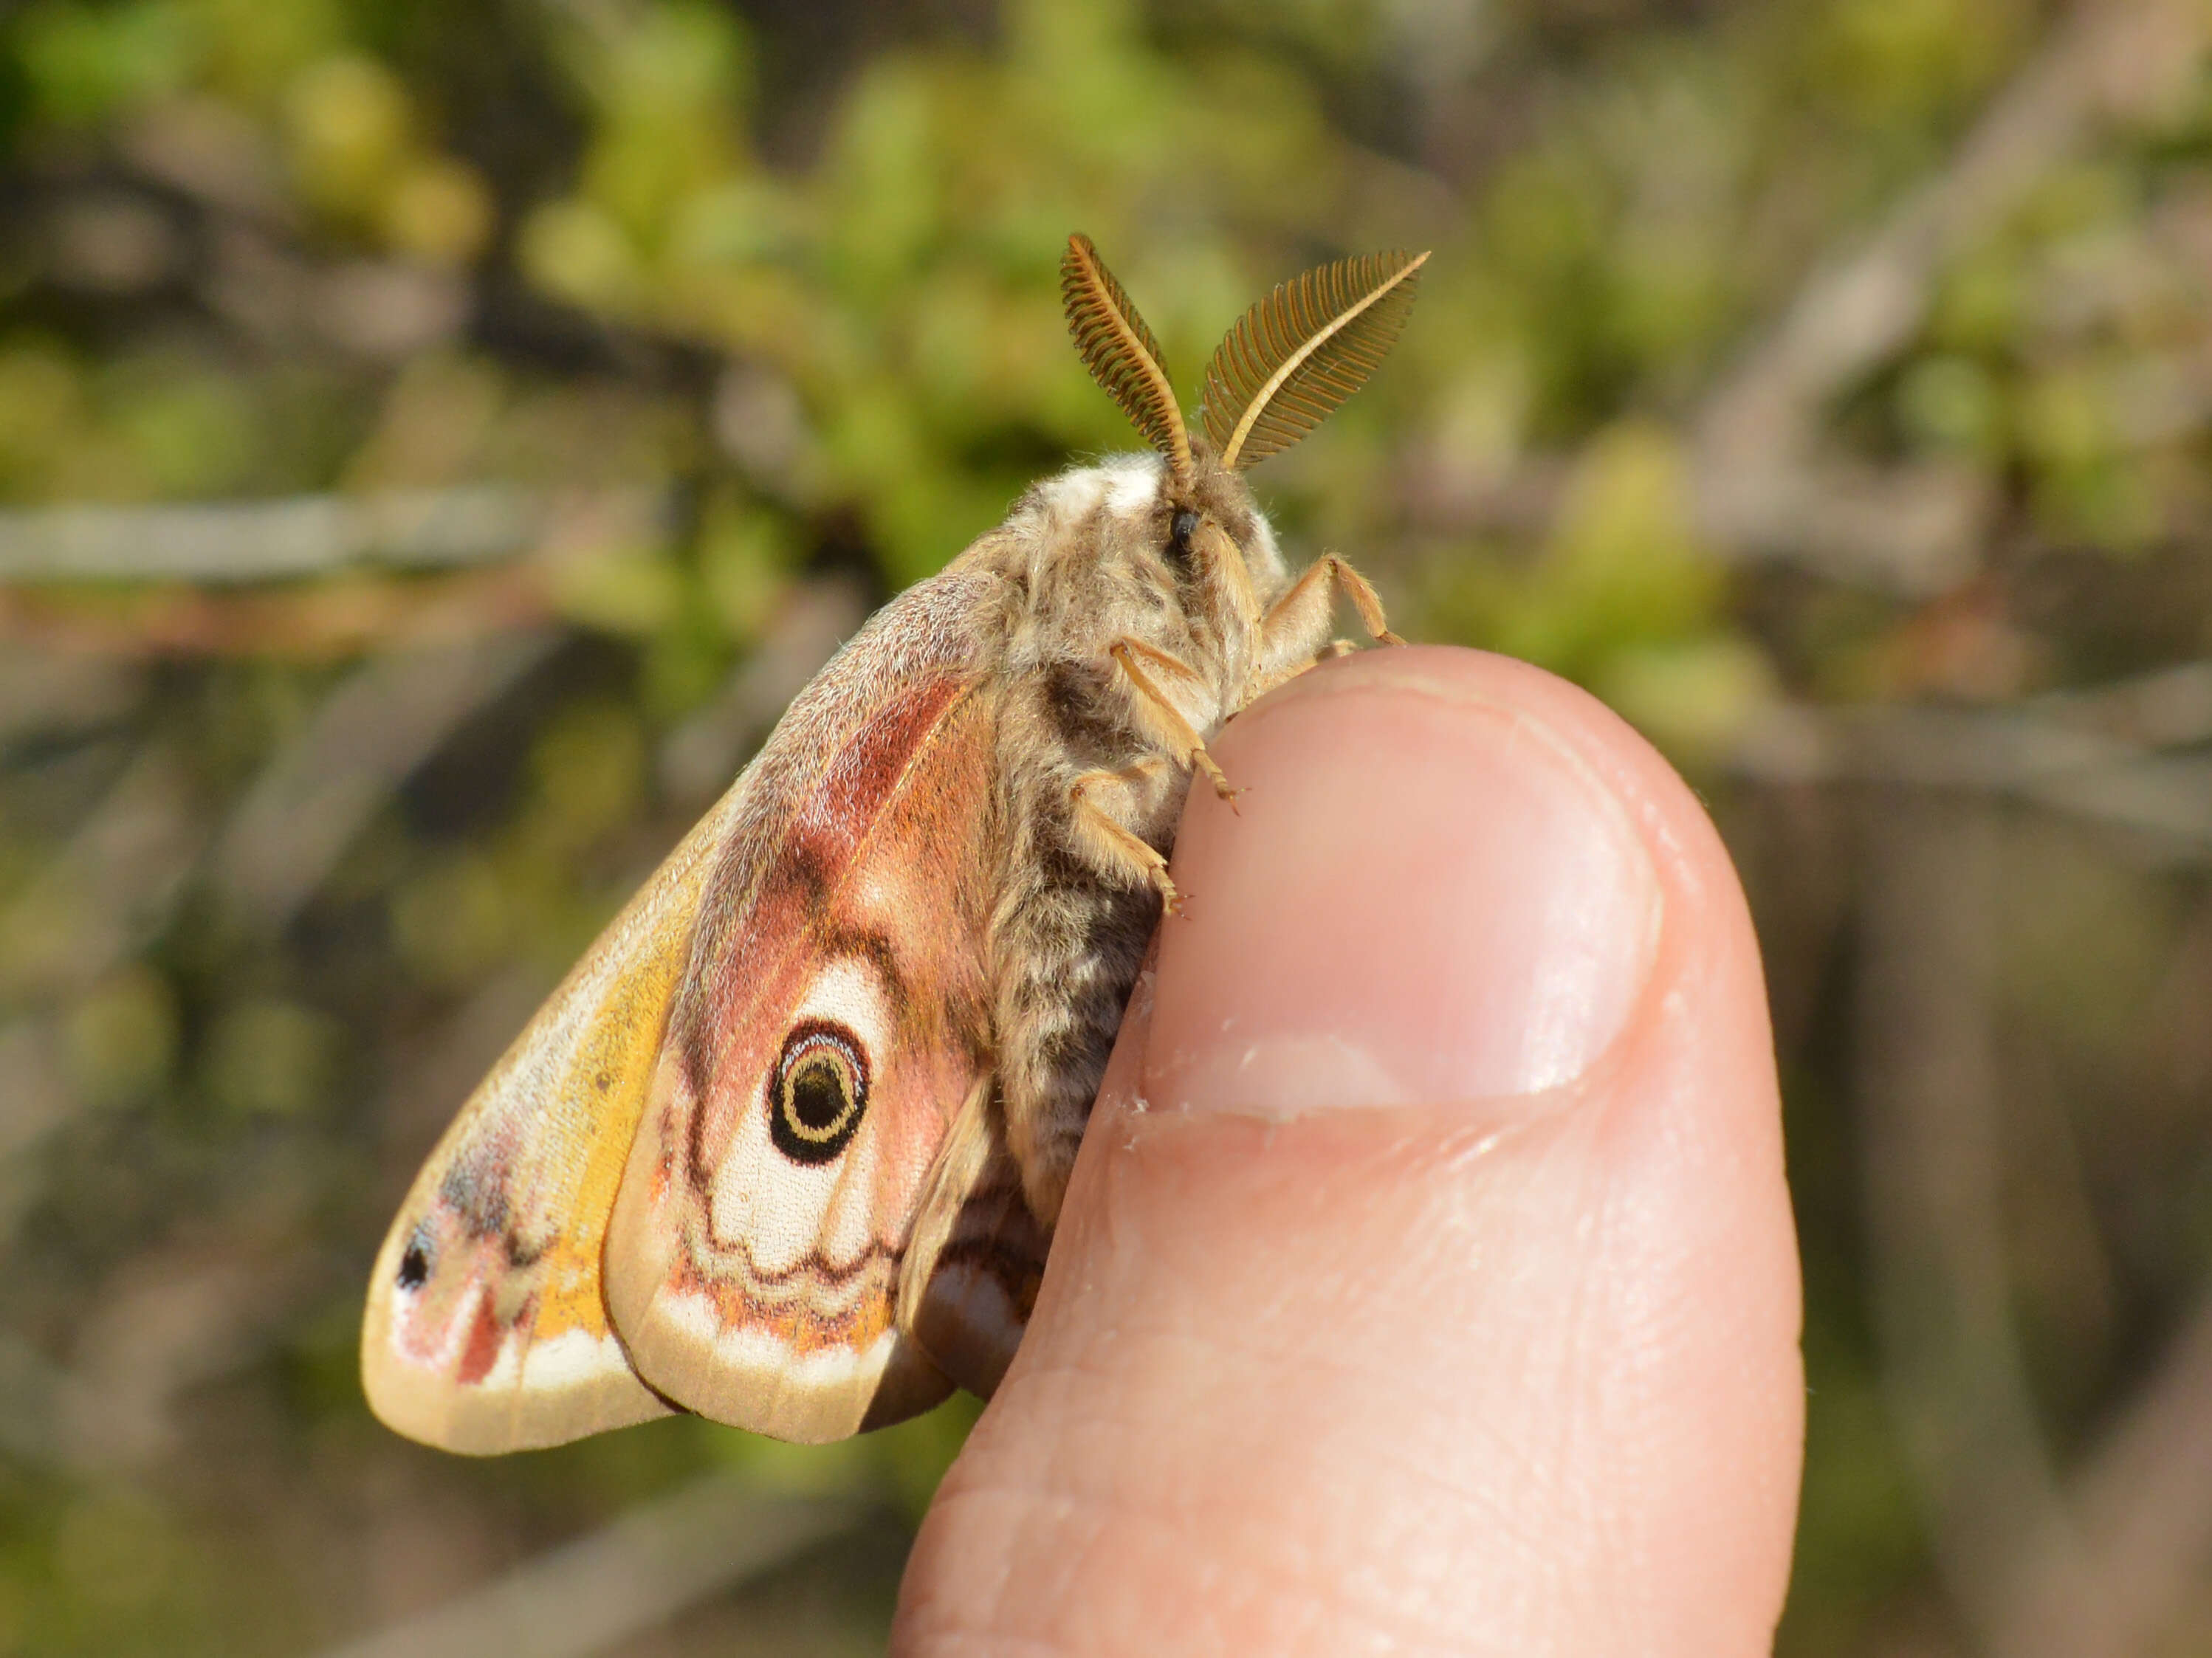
<box><xmin>2</xmin><ymin>0</ymin><xmax>2212</xmax><ymax>1650</ymax></box>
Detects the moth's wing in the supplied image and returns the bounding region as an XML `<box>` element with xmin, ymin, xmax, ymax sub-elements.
<box><xmin>605</xmin><ymin>565</ymin><xmax>1043</xmax><ymax>1442</ymax></box>
<box><xmin>361</xmin><ymin>781</ymin><xmax>750</xmax><ymax>1454</ymax></box>
<box><xmin>896</xmin><ymin>1070</ymin><xmax>1051</xmax><ymax>1400</ymax></box>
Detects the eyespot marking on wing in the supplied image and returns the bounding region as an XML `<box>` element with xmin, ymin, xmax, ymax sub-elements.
<box><xmin>602</xmin><ymin>656</ymin><xmax>997</xmax><ymax>1439</ymax></box>
<box><xmin>383</xmin><ymin>1202</ymin><xmax>526</xmax><ymax>1381</ymax></box>
<box><xmin>770</xmin><ymin>1022</ymin><xmax>868</xmax><ymax>1165</ymax></box>
<box><xmin>702</xmin><ymin>953</ymin><xmax>900</xmax><ymax>1274</ymax></box>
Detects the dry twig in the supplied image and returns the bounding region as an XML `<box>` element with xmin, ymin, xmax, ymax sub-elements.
<box><xmin>1729</xmin><ymin>695</ymin><xmax>2212</xmax><ymax>861</ymax></box>
<box><xmin>1855</xmin><ymin>798</ymin><xmax>2100</xmax><ymax>1658</ymax></box>
<box><xmin>317</xmin><ymin>1475</ymin><xmax>863</xmax><ymax>1658</ymax></box>
<box><xmin>1399</xmin><ymin>0</ymin><xmax>2212</xmax><ymax>594</ymax></box>
<box><xmin>0</xmin><ymin>485</ymin><xmax>667</xmax><ymax>586</ymax></box>
<box><xmin>658</xmin><ymin>575</ymin><xmax>870</xmax><ymax>805</ymax></box>
<box><xmin>209</xmin><ymin>632</ymin><xmax>562</xmax><ymax>933</ymax></box>
<box><xmin>1692</xmin><ymin>0</ymin><xmax>2212</xmax><ymax>593</ymax></box>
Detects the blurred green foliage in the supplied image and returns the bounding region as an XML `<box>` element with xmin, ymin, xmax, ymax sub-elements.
<box><xmin>4</xmin><ymin>0</ymin><xmax>2212</xmax><ymax>1651</ymax></box>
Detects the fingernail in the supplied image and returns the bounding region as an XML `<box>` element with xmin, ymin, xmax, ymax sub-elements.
<box><xmin>1145</xmin><ymin>654</ymin><xmax>1662</xmax><ymax>1115</ymax></box>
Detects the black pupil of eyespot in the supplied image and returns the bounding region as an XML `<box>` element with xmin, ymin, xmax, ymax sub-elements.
<box><xmin>397</xmin><ymin>1242</ymin><xmax>429</xmax><ymax>1290</ymax></box>
<box><xmin>789</xmin><ymin>1057</ymin><xmax>848</xmax><ymax>1132</ymax></box>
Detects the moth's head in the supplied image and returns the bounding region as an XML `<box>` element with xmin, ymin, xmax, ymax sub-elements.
<box><xmin>1024</xmin><ymin>449</ymin><xmax>1286</xmax><ymax>601</ymax></box>
<box><xmin>1057</xmin><ymin>231</ymin><xmax>1429</xmax><ymax>508</ymax></box>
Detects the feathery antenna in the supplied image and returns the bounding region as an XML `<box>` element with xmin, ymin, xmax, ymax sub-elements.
<box><xmin>1201</xmin><ymin>249</ymin><xmax>1429</xmax><ymax>471</ymax></box>
<box><xmin>1059</xmin><ymin>235</ymin><xmax>1192</xmax><ymax>484</ymax></box>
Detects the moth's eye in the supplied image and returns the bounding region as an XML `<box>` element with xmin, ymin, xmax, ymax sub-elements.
<box><xmin>769</xmin><ymin>1024</ymin><xmax>868</xmax><ymax>1165</ymax></box>
<box><xmin>1167</xmin><ymin>509</ymin><xmax>1201</xmax><ymax>568</ymax></box>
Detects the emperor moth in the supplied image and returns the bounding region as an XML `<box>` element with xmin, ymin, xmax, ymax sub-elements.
<box><xmin>363</xmin><ymin>234</ymin><xmax>1427</xmax><ymax>1449</ymax></box>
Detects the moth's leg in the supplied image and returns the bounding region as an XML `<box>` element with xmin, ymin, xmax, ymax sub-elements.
<box><xmin>1311</xmin><ymin>553</ymin><xmax>1404</xmax><ymax>646</ymax></box>
<box><xmin>1068</xmin><ymin>757</ymin><xmax>1182</xmax><ymax>913</ymax></box>
<box><xmin>1241</xmin><ymin>554</ymin><xmax>1403</xmax><ymax>709</ymax></box>
<box><xmin>1107</xmin><ymin>638</ymin><xmax>1240</xmax><ymax>806</ymax></box>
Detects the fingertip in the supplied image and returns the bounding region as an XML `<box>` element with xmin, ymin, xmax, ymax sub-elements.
<box><xmin>1151</xmin><ymin>647</ymin><xmax>1672</xmax><ymax>1115</ymax></box>
<box><xmin>899</xmin><ymin>647</ymin><xmax>1801</xmax><ymax>1657</ymax></box>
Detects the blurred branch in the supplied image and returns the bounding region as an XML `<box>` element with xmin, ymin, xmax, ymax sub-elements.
<box><xmin>0</xmin><ymin>742</ymin><xmax>205</xmax><ymax>1005</ymax></box>
<box><xmin>0</xmin><ymin>650</ymin><xmax>142</xmax><ymax>751</ymax></box>
<box><xmin>1401</xmin><ymin>0</ymin><xmax>2212</xmax><ymax>592</ymax></box>
<box><xmin>1855</xmin><ymin>797</ymin><xmax>2101</xmax><ymax>1658</ymax></box>
<box><xmin>1691</xmin><ymin>0</ymin><xmax>2212</xmax><ymax>594</ymax></box>
<box><xmin>1857</xmin><ymin>788</ymin><xmax>2212</xmax><ymax>1654</ymax></box>
<box><xmin>58</xmin><ymin>1241</ymin><xmax>315</xmax><ymax>1473</ymax></box>
<box><xmin>657</xmin><ymin>575</ymin><xmax>869</xmax><ymax>805</ymax></box>
<box><xmin>0</xmin><ymin>736</ymin><xmax>207</xmax><ymax>1284</ymax></box>
<box><xmin>0</xmin><ymin>740</ymin><xmax>205</xmax><ymax>1245</ymax></box>
<box><xmin>2003</xmin><ymin>1284</ymin><xmax>2212</xmax><ymax>1654</ymax></box>
<box><xmin>1729</xmin><ymin>691</ymin><xmax>2212</xmax><ymax>861</ymax></box>
<box><xmin>203</xmin><ymin>233</ymin><xmax>473</xmax><ymax>362</ymax></box>
<box><xmin>317</xmin><ymin>1476</ymin><xmax>864</xmax><ymax>1658</ymax></box>
<box><xmin>2028</xmin><ymin>656</ymin><xmax>2212</xmax><ymax>750</ymax></box>
<box><xmin>0</xmin><ymin>563</ymin><xmax>559</xmax><ymax>660</ymax></box>
<box><xmin>209</xmin><ymin>632</ymin><xmax>561</xmax><ymax>933</ymax></box>
<box><xmin>0</xmin><ymin>485</ymin><xmax>667</xmax><ymax>585</ymax></box>
<box><xmin>0</xmin><ymin>1020</ymin><xmax>74</xmax><ymax>1240</ymax></box>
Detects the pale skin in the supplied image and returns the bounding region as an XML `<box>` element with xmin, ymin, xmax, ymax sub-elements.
<box><xmin>895</xmin><ymin>646</ymin><xmax>1806</xmax><ymax>1655</ymax></box>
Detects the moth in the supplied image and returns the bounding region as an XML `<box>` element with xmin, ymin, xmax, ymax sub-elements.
<box><xmin>363</xmin><ymin>234</ymin><xmax>1428</xmax><ymax>1450</ymax></box>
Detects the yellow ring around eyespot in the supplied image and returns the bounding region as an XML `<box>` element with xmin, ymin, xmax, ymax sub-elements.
<box><xmin>780</xmin><ymin>1050</ymin><xmax>860</xmax><ymax>1143</ymax></box>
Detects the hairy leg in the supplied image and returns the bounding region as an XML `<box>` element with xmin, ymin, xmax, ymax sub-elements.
<box><xmin>1068</xmin><ymin>755</ymin><xmax>1181</xmax><ymax>912</ymax></box>
<box><xmin>1107</xmin><ymin>640</ymin><xmax>1240</xmax><ymax>806</ymax></box>
<box><xmin>1243</xmin><ymin>554</ymin><xmax>1402</xmax><ymax>708</ymax></box>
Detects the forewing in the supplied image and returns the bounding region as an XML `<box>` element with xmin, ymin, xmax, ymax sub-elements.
<box><xmin>605</xmin><ymin>568</ymin><xmax>1028</xmax><ymax>1442</ymax></box>
<box><xmin>361</xmin><ymin>784</ymin><xmax>745</xmax><ymax>1454</ymax></box>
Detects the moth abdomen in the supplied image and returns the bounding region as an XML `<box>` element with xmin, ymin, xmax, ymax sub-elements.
<box><xmin>988</xmin><ymin>832</ymin><xmax>1161</xmax><ymax>1223</ymax></box>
